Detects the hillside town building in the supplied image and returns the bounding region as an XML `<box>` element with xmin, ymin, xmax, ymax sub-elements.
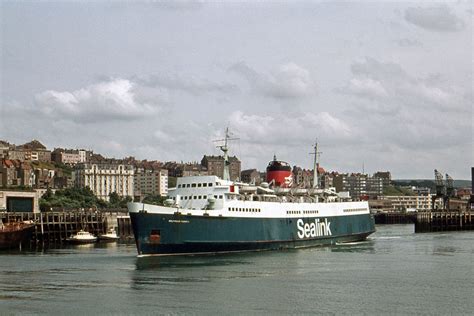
<box><xmin>240</xmin><ymin>169</ymin><xmax>261</xmax><ymax>184</ymax></box>
<box><xmin>17</xmin><ymin>140</ymin><xmax>51</xmax><ymax>162</ymax></box>
<box><xmin>201</xmin><ymin>155</ymin><xmax>241</xmax><ymax>181</ymax></box>
<box><xmin>74</xmin><ymin>160</ymin><xmax>134</xmax><ymax>201</ymax></box>
<box><xmin>333</xmin><ymin>173</ymin><xmax>383</xmax><ymax>199</ymax></box>
<box><xmin>52</xmin><ymin>148</ymin><xmax>90</xmax><ymax>165</ymax></box>
<box><xmin>0</xmin><ymin>160</ymin><xmax>35</xmax><ymax>187</ymax></box>
<box><xmin>163</xmin><ymin>162</ymin><xmax>208</xmax><ymax>178</ymax></box>
<box><xmin>292</xmin><ymin>166</ymin><xmax>328</xmax><ymax>188</ymax></box>
<box><xmin>373</xmin><ymin>171</ymin><xmax>392</xmax><ymax>187</ymax></box>
<box><xmin>383</xmin><ymin>195</ymin><xmax>432</xmax><ymax>211</ymax></box>
<box><xmin>134</xmin><ymin>162</ymin><xmax>169</xmax><ymax>199</ymax></box>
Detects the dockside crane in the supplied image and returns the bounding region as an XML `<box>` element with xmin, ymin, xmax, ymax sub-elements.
<box><xmin>445</xmin><ymin>173</ymin><xmax>454</xmax><ymax>210</ymax></box>
<box><xmin>432</xmin><ymin>169</ymin><xmax>445</xmax><ymax>211</ymax></box>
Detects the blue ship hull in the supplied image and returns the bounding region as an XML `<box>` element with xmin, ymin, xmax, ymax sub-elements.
<box><xmin>130</xmin><ymin>212</ymin><xmax>375</xmax><ymax>256</ymax></box>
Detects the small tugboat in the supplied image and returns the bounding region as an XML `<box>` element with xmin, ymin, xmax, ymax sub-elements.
<box><xmin>98</xmin><ymin>228</ymin><xmax>119</xmax><ymax>242</ymax></box>
<box><xmin>0</xmin><ymin>220</ymin><xmax>36</xmax><ymax>250</ymax></box>
<box><xmin>66</xmin><ymin>230</ymin><xmax>97</xmax><ymax>244</ymax></box>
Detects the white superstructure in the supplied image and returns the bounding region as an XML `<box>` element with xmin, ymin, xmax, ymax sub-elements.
<box><xmin>129</xmin><ymin>174</ymin><xmax>370</xmax><ymax>219</ymax></box>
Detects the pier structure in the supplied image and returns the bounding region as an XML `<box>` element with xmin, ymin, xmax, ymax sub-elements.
<box><xmin>374</xmin><ymin>209</ymin><xmax>473</xmax><ymax>232</ymax></box>
<box><xmin>373</xmin><ymin>212</ymin><xmax>415</xmax><ymax>224</ymax></box>
<box><xmin>0</xmin><ymin>210</ymin><xmax>132</xmax><ymax>243</ymax></box>
<box><xmin>414</xmin><ymin>210</ymin><xmax>473</xmax><ymax>233</ymax></box>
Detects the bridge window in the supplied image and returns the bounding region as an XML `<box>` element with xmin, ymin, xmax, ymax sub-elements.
<box><xmin>208</xmin><ymin>183</ymin><xmax>213</xmax><ymax>187</ymax></box>
<box><xmin>198</xmin><ymin>183</ymin><xmax>202</xmax><ymax>187</ymax></box>
<box><xmin>192</xmin><ymin>183</ymin><xmax>196</xmax><ymax>188</ymax></box>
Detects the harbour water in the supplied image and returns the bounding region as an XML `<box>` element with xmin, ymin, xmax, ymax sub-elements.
<box><xmin>1</xmin><ymin>225</ymin><xmax>473</xmax><ymax>315</ymax></box>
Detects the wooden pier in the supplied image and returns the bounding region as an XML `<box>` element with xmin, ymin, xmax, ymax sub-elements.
<box><xmin>374</xmin><ymin>212</ymin><xmax>416</xmax><ymax>224</ymax></box>
<box><xmin>0</xmin><ymin>210</ymin><xmax>133</xmax><ymax>243</ymax></box>
<box><xmin>414</xmin><ymin>211</ymin><xmax>473</xmax><ymax>233</ymax></box>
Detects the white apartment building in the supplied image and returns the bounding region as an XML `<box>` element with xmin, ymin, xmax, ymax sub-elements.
<box><xmin>384</xmin><ymin>195</ymin><xmax>433</xmax><ymax>211</ymax></box>
<box><xmin>74</xmin><ymin>162</ymin><xmax>134</xmax><ymax>201</ymax></box>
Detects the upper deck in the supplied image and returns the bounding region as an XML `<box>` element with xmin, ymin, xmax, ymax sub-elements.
<box><xmin>168</xmin><ymin>175</ymin><xmax>237</xmax><ymax>210</ymax></box>
<box><xmin>165</xmin><ymin>174</ymin><xmax>362</xmax><ymax>213</ymax></box>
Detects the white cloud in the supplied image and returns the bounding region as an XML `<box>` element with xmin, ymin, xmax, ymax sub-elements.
<box><xmin>229</xmin><ymin>110</ymin><xmax>351</xmax><ymax>146</ymax></box>
<box><xmin>266</xmin><ymin>63</ymin><xmax>314</xmax><ymax>98</ymax></box>
<box><xmin>224</xmin><ymin>110</ymin><xmax>354</xmax><ymax>170</ymax></box>
<box><xmin>340</xmin><ymin>58</ymin><xmax>465</xmax><ymax>113</ymax></box>
<box><xmin>230</xmin><ymin>62</ymin><xmax>316</xmax><ymax>99</ymax></box>
<box><xmin>34</xmin><ymin>79</ymin><xmax>161</xmax><ymax>122</ymax></box>
<box><xmin>147</xmin><ymin>0</ymin><xmax>204</xmax><ymax>11</ymax></box>
<box><xmin>136</xmin><ymin>74</ymin><xmax>239</xmax><ymax>96</ymax></box>
<box><xmin>404</xmin><ymin>5</ymin><xmax>465</xmax><ymax>32</ymax></box>
<box><xmin>336</xmin><ymin>57</ymin><xmax>471</xmax><ymax>158</ymax></box>
<box><xmin>153</xmin><ymin>130</ymin><xmax>173</xmax><ymax>144</ymax></box>
<box><xmin>347</xmin><ymin>78</ymin><xmax>388</xmax><ymax>99</ymax></box>
<box><xmin>396</xmin><ymin>38</ymin><xmax>422</xmax><ymax>47</ymax></box>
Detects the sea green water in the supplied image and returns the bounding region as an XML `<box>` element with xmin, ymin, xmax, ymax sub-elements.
<box><xmin>1</xmin><ymin>225</ymin><xmax>473</xmax><ymax>315</ymax></box>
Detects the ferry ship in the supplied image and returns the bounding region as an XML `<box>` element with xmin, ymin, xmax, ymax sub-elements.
<box><xmin>128</xmin><ymin>130</ymin><xmax>375</xmax><ymax>256</ymax></box>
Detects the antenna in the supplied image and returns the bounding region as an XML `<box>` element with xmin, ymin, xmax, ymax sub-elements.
<box><xmin>213</xmin><ymin>127</ymin><xmax>239</xmax><ymax>181</ymax></box>
<box><xmin>309</xmin><ymin>140</ymin><xmax>322</xmax><ymax>188</ymax></box>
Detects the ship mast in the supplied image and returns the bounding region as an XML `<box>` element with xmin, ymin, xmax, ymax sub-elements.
<box><xmin>215</xmin><ymin>127</ymin><xmax>239</xmax><ymax>181</ymax></box>
<box><xmin>309</xmin><ymin>141</ymin><xmax>322</xmax><ymax>189</ymax></box>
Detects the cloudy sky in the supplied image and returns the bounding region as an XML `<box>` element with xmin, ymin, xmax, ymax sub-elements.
<box><xmin>1</xmin><ymin>1</ymin><xmax>472</xmax><ymax>179</ymax></box>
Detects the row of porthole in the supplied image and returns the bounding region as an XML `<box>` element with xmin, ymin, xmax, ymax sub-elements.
<box><xmin>177</xmin><ymin>182</ymin><xmax>216</xmax><ymax>188</ymax></box>
<box><xmin>173</xmin><ymin>195</ymin><xmax>224</xmax><ymax>200</ymax></box>
<box><xmin>228</xmin><ymin>207</ymin><xmax>261</xmax><ymax>213</ymax></box>
<box><xmin>343</xmin><ymin>208</ymin><xmax>366</xmax><ymax>212</ymax></box>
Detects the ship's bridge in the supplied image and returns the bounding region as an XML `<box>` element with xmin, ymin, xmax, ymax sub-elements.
<box><xmin>168</xmin><ymin>175</ymin><xmax>237</xmax><ymax>210</ymax></box>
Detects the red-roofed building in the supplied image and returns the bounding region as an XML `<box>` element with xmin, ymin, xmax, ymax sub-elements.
<box><xmin>0</xmin><ymin>159</ymin><xmax>18</xmax><ymax>186</ymax></box>
<box><xmin>0</xmin><ymin>159</ymin><xmax>36</xmax><ymax>187</ymax></box>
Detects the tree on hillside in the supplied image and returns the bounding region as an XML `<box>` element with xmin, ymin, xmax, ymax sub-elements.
<box><xmin>108</xmin><ymin>192</ymin><xmax>121</xmax><ymax>208</ymax></box>
<box><xmin>108</xmin><ymin>192</ymin><xmax>131</xmax><ymax>208</ymax></box>
<box><xmin>40</xmin><ymin>186</ymin><xmax>107</xmax><ymax>211</ymax></box>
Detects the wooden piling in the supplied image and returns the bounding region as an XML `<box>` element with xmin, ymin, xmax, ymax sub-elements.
<box><xmin>374</xmin><ymin>212</ymin><xmax>416</xmax><ymax>224</ymax></box>
<box><xmin>415</xmin><ymin>210</ymin><xmax>473</xmax><ymax>233</ymax></box>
